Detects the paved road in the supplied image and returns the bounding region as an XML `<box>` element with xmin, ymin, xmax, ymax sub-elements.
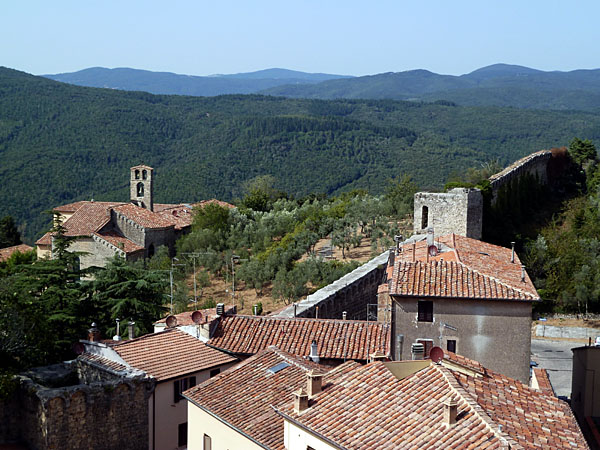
<box><xmin>531</xmin><ymin>338</ymin><xmax>579</xmax><ymax>399</ymax></box>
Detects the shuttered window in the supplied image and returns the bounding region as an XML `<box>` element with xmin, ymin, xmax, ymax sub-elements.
<box><xmin>417</xmin><ymin>301</ymin><xmax>433</xmax><ymax>322</ymax></box>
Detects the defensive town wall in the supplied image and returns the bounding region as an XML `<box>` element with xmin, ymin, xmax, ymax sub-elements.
<box><xmin>0</xmin><ymin>360</ymin><xmax>154</xmax><ymax>450</ymax></box>
<box><xmin>413</xmin><ymin>149</ymin><xmax>554</xmax><ymax>238</ymax></box>
<box><xmin>274</xmin><ymin>251</ymin><xmax>389</xmax><ymax>320</ymax></box>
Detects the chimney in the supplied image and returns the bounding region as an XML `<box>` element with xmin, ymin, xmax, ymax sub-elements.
<box><xmin>253</xmin><ymin>304</ymin><xmax>259</xmax><ymax>315</ymax></box>
<box><xmin>88</xmin><ymin>322</ymin><xmax>101</xmax><ymax>342</ymax></box>
<box><xmin>112</xmin><ymin>318</ymin><xmax>121</xmax><ymax>341</ymax></box>
<box><xmin>411</xmin><ymin>342</ymin><xmax>425</xmax><ymax>360</ymax></box>
<box><xmin>128</xmin><ymin>320</ymin><xmax>135</xmax><ymax>340</ymax></box>
<box><xmin>511</xmin><ymin>242</ymin><xmax>516</xmax><ymax>263</ymax></box>
<box><xmin>521</xmin><ymin>265</ymin><xmax>526</xmax><ymax>282</ymax></box>
<box><xmin>443</xmin><ymin>396</ymin><xmax>458</xmax><ymax>426</ymax></box>
<box><xmin>427</xmin><ymin>227</ymin><xmax>434</xmax><ymax>247</ymax></box>
<box><xmin>307</xmin><ymin>370</ymin><xmax>323</xmax><ymax>397</ymax></box>
<box><xmin>216</xmin><ymin>303</ymin><xmax>225</xmax><ymax>316</ymax></box>
<box><xmin>293</xmin><ymin>303</ymin><xmax>297</xmax><ymax>318</ymax></box>
<box><xmin>309</xmin><ymin>340</ymin><xmax>320</xmax><ymax>363</ymax></box>
<box><xmin>315</xmin><ymin>306</ymin><xmax>319</xmax><ymax>319</ymax></box>
<box><xmin>293</xmin><ymin>389</ymin><xmax>309</xmax><ymax>414</ymax></box>
<box><xmin>342</xmin><ymin>311</ymin><xmax>347</xmax><ymax>321</ymax></box>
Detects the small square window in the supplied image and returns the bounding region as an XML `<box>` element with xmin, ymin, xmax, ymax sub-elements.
<box><xmin>417</xmin><ymin>301</ymin><xmax>433</xmax><ymax>322</ymax></box>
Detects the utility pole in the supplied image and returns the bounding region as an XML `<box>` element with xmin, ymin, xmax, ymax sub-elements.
<box><xmin>169</xmin><ymin>257</ymin><xmax>185</xmax><ymax>314</ymax></box>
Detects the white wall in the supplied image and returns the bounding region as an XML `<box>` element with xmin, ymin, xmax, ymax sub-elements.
<box><xmin>187</xmin><ymin>404</ymin><xmax>264</xmax><ymax>450</ymax></box>
<box><xmin>284</xmin><ymin>420</ymin><xmax>337</xmax><ymax>450</ymax></box>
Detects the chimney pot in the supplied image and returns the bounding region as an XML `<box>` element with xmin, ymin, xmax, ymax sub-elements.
<box><xmin>113</xmin><ymin>318</ymin><xmax>121</xmax><ymax>341</ymax></box>
<box><xmin>307</xmin><ymin>370</ymin><xmax>323</xmax><ymax>397</ymax></box>
<box><xmin>293</xmin><ymin>389</ymin><xmax>309</xmax><ymax>414</ymax></box>
<box><xmin>88</xmin><ymin>322</ymin><xmax>101</xmax><ymax>342</ymax></box>
<box><xmin>511</xmin><ymin>242</ymin><xmax>516</xmax><ymax>263</ymax></box>
<box><xmin>521</xmin><ymin>265</ymin><xmax>526</xmax><ymax>282</ymax></box>
<box><xmin>128</xmin><ymin>320</ymin><xmax>135</xmax><ymax>340</ymax></box>
<box><xmin>411</xmin><ymin>342</ymin><xmax>425</xmax><ymax>360</ymax></box>
<box><xmin>370</xmin><ymin>351</ymin><xmax>387</xmax><ymax>362</ymax></box>
<box><xmin>443</xmin><ymin>396</ymin><xmax>458</xmax><ymax>426</ymax></box>
<box><xmin>342</xmin><ymin>311</ymin><xmax>347</xmax><ymax>321</ymax></box>
<box><xmin>315</xmin><ymin>306</ymin><xmax>319</xmax><ymax>319</ymax></box>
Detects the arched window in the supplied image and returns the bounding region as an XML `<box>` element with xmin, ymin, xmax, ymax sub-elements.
<box><xmin>135</xmin><ymin>169</ymin><xmax>140</xmax><ymax>179</ymax></box>
<box><xmin>148</xmin><ymin>244</ymin><xmax>155</xmax><ymax>258</ymax></box>
<box><xmin>137</xmin><ymin>182</ymin><xmax>144</xmax><ymax>197</ymax></box>
<box><xmin>142</xmin><ymin>170</ymin><xmax>147</xmax><ymax>180</ymax></box>
<box><xmin>421</xmin><ymin>206</ymin><xmax>429</xmax><ymax>229</ymax></box>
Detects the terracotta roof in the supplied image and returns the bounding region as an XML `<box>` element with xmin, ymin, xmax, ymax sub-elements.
<box><xmin>78</xmin><ymin>352</ymin><xmax>131</xmax><ymax>373</ymax></box>
<box><xmin>276</xmin><ymin>355</ymin><xmax>588</xmax><ymax>449</ymax></box>
<box><xmin>154</xmin><ymin>306</ymin><xmax>235</xmax><ymax>326</ymax></box>
<box><xmin>390</xmin><ymin>234</ymin><xmax>539</xmax><ymax>301</ymax></box>
<box><xmin>94</xmin><ymin>230</ymin><xmax>145</xmax><ymax>255</ymax></box>
<box><xmin>0</xmin><ymin>244</ymin><xmax>33</xmax><ymax>262</ymax></box>
<box><xmin>208</xmin><ymin>315</ymin><xmax>391</xmax><ymax>360</ymax></box>
<box><xmin>110</xmin><ymin>328</ymin><xmax>236</xmax><ymax>381</ymax></box>
<box><xmin>533</xmin><ymin>368</ymin><xmax>555</xmax><ymax>396</ymax></box>
<box><xmin>35</xmin><ymin>201</ymin><xmax>123</xmax><ymax>245</ymax></box>
<box><xmin>112</xmin><ymin>203</ymin><xmax>177</xmax><ymax>229</ymax></box>
<box><xmin>154</xmin><ymin>204</ymin><xmax>194</xmax><ymax>230</ymax></box>
<box><xmin>184</xmin><ymin>346</ymin><xmax>355</xmax><ymax>450</ymax></box>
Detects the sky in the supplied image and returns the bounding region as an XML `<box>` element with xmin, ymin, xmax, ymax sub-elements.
<box><xmin>2</xmin><ymin>0</ymin><xmax>599</xmax><ymax>77</ymax></box>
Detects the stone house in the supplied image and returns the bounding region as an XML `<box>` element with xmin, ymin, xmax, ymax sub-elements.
<box><xmin>81</xmin><ymin>326</ymin><xmax>237</xmax><ymax>450</ymax></box>
<box><xmin>35</xmin><ymin>165</ymin><xmax>233</xmax><ymax>270</ymax></box>
<box><xmin>184</xmin><ymin>346</ymin><xmax>587</xmax><ymax>449</ymax></box>
<box><xmin>378</xmin><ymin>232</ymin><xmax>539</xmax><ymax>382</ymax></box>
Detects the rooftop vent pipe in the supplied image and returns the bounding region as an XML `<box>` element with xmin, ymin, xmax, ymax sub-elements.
<box><xmin>113</xmin><ymin>318</ymin><xmax>121</xmax><ymax>341</ymax></box>
<box><xmin>309</xmin><ymin>340</ymin><xmax>320</xmax><ymax>364</ymax></box>
<box><xmin>342</xmin><ymin>311</ymin><xmax>347</xmax><ymax>321</ymax></box>
<box><xmin>511</xmin><ymin>242</ymin><xmax>516</xmax><ymax>263</ymax></box>
<box><xmin>521</xmin><ymin>265</ymin><xmax>526</xmax><ymax>282</ymax></box>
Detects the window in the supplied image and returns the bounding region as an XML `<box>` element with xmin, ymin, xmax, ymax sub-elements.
<box><xmin>178</xmin><ymin>422</ymin><xmax>187</xmax><ymax>447</ymax></box>
<box><xmin>142</xmin><ymin>169</ymin><xmax>147</xmax><ymax>180</ymax></box>
<box><xmin>417</xmin><ymin>339</ymin><xmax>434</xmax><ymax>358</ymax></box>
<box><xmin>203</xmin><ymin>434</ymin><xmax>212</xmax><ymax>450</ymax></box>
<box><xmin>417</xmin><ymin>301</ymin><xmax>433</xmax><ymax>322</ymax></box>
<box><xmin>173</xmin><ymin>376</ymin><xmax>196</xmax><ymax>403</ymax></box>
<box><xmin>421</xmin><ymin>206</ymin><xmax>429</xmax><ymax>229</ymax></box>
<box><xmin>209</xmin><ymin>368</ymin><xmax>220</xmax><ymax>378</ymax></box>
<box><xmin>135</xmin><ymin>169</ymin><xmax>140</xmax><ymax>179</ymax></box>
<box><xmin>447</xmin><ymin>340</ymin><xmax>457</xmax><ymax>353</ymax></box>
<box><xmin>136</xmin><ymin>182</ymin><xmax>144</xmax><ymax>197</ymax></box>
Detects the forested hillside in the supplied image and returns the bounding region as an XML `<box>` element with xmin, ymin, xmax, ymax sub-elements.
<box><xmin>2</xmin><ymin>67</ymin><xmax>600</xmax><ymax>242</ymax></box>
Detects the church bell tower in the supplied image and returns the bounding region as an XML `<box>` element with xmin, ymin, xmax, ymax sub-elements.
<box><xmin>130</xmin><ymin>165</ymin><xmax>154</xmax><ymax>211</ymax></box>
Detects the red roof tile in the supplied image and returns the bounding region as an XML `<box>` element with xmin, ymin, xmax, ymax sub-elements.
<box><xmin>112</xmin><ymin>203</ymin><xmax>178</xmax><ymax>229</ymax></box>
<box><xmin>94</xmin><ymin>230</ymin><xmax>145</xmax><ymax>255</ymax></box>
<box><xmin>0</xmin><ymin>244</ymin><xmax>33</xmax><ymax>262</ymax></box>
<box><xmin>184</xmin><ymin>346</ymin><xmax>353</xmax><ymax>450</ymax></box>
<box><xmin>111</xmin><ymin>328</ymin><xmax>236</xmax><ymax>381</ymax></box>
<box><xmin>277</xmin><ymin>355</ymin><xmax>588</xmax><ymax>449</ymax></box>
<box><xmin>78</xmin><ymin>352</ymin><xmax>131</xmax><ymax>373</ymax></box>
<box><xmin>390</xmin><ymin>234</ymin><xmax>539</xmax><ymax>301</ymax></box>
<box><xmin>208</xmin><ymin>315</ymin><xmax>391</xmax><ymax>361</ymax></box>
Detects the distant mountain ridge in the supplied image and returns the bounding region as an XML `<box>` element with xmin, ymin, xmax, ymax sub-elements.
<box><xmin>261</xmin><ymin>64</ymin><xmax>600</xmax><ymax>111</ymax></box>
<box><xmin>44</xmin><ymin>64</ymin><xmax>600</xmax><ymax>110</ymax></box>
<box><xmin>43</xmin><ymin>67</ymin><xmax>352</xmax><ymax>97</ymax></box>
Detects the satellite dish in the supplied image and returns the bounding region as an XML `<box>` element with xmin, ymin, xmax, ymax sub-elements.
<box><xmin>430</xmin><ymin>346</ymin><xmax>444</xmax><ymax>363</ymax></box>
<box><xmin>428</xmin><ymin>245</ymin><xmax>438</xmax><ymax>257</ymax></box>
<box><xmin>191</xmin><ymin>310</ymin><xmax>203</xmax><ymax>324</ymax></box>
<box><xmin>165</xmin><ymin>315</ymin><xmax>178</xmax><ymax>328</ymax></box>
<box><xmin>73</xmin><ymin>342</ymin><xmax>85</xmax><ymax>355</ymax></box>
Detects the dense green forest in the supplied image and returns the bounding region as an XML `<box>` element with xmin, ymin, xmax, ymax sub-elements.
<box><xmin>2</xmin><ymin>67</ymin><xmax>600</xmax><ymax>242</ymax></box>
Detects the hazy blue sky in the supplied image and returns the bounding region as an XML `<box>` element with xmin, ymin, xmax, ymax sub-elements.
<box><xmin>2</xmin><ymin>0</ymin><xmax>599</xmax><ymax>76</ymax></box>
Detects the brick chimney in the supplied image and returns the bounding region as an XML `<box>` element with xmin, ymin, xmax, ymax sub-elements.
<box><xmin>293</xmin><ymin>389</ymin><xmax>309</xmax><ymax>414</ymax></box>
<box><xmin>128</xmin><ymin>320</ymin><xmax>136</xmax><ymax>340</ymax></box>
<box><xmin>443</xmin><ymin>396</ymin><xmax>458</xmax><ymax>426</ymax></box>
<box><xmin>307</xmin><ymin>370</ymin><xmax>323</xmax><ymax>397</ymax></box>
<box><xmin>88</xmin><ymin>322</ymin><xmax>101</xmax><ymax>342</ymax></box>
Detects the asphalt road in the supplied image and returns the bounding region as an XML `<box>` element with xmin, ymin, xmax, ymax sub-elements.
<box><xmin>531</xmin><ymin>338</ymin><xmax>580</xmax><ymax>399</ymax></box>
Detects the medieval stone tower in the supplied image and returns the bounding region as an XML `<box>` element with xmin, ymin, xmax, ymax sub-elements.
<box><xmin>413</xmin><ymin>188</ymin><xmax>483</xmax><ymax>239</ymax></box>
<box><xmin>130</xmin><ymin>165</ymin><xmax>154</xmax><ymax>211</ymax></box>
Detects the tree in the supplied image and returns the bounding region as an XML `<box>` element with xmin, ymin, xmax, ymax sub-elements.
<box><xmin>193</xmin><ymin>203</ymin><xmax>230</xmax><ymax>233</ymax></box>
<box><xmin>0</xmin><ymin>216</ymin><xmax>21</xmax><ymax>248</ymax></box>
<box><xmin>569</xmin><ymin>138</ymin><xmax>597</xmax><ymax>166</ymax></box>
<box><xmin>91</xmin><ymin>256</ymin><xmax>168</xmax><ymax>337</ymax></box>
<box><xmin>272</xmin><ymin>266</ymin><xmax>309</xmax><ymax>305</ymax></box>
<box><xmin>384</xmin><ymin>175</ymin><xmax>417</xmax><ymax>217</ymax></box>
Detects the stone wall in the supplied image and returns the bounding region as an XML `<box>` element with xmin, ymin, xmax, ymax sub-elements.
<box><xmin>489</xmin><ymin>150</ymin><xmax>552</xmax><ymax>204</ymax></box>
<box><xmin>413</xmin><ymin>188</ymin><xmax>483</xmax><ymax>239</ymax></box>
<box><xmin>0</xmin><ymin>361</ymin><xmax>154</xmax><ymax>450</ymax></box>
<box><xmin>275</xmin><ymin>251</ymin><xmax>389</xmax><ymax>320</ymax></box>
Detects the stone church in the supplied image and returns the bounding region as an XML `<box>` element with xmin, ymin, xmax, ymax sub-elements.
<box><xmin>36</xmin><ymin>165</ymin><xmax>231</xmax><ymax>269</ymax></box>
